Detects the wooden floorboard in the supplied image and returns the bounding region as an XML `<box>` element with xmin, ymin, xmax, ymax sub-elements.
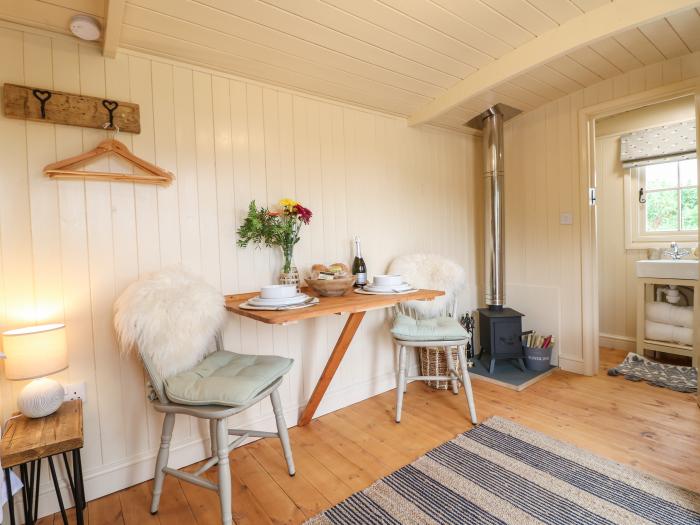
<box><xmin>42</xmin><ymin>348</ymin><xmax>700</xmax><ymax>524</ymax></box>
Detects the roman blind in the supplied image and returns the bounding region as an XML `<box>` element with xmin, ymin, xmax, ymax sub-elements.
<box><xmin>620</xmin><ymin>119</ymin><xmax>696</xmax><ymax>168</ymax></box>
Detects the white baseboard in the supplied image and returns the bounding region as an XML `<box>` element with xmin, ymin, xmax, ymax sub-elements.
<box><xmin>599</xmin><ymin>333</ymin><xmax>636</xmax><ymax>352</ymax></box>
<box><xmin>28</xmin><ymin>369</ymin><xmax>402</xmax><ymax>520</ymax></box>
<box><xmin>558</xmin><ymin>356</ymin><xmax>585</xmax><ymax>374</ymax></box>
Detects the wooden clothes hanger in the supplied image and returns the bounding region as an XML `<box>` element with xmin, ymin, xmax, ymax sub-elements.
<box><xmin>43</xmin><ymin>136</ymin><xmax>174</xmax><ymax>186</ymax></box>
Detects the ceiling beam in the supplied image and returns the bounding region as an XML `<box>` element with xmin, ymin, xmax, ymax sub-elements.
<box><xmin>408</xmin><ymin>0</ymin><xmax>700</xmax><ymax>126</ymax></box>
<box><xmin>102</xmin><ymin>0</ymin><xmax>126</xmax><ymax>58</ymax></box>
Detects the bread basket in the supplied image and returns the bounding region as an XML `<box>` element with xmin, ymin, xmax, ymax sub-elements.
<box><xmin>306</xmin><ymin>275</ymin><xmax>356</xmax><ymax>297</ymax></box>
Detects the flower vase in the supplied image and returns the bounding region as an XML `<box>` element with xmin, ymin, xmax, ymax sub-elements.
<box><xmin>279</xmin><ymin>245</ymin><xmax>300</xmax><ymax>287</ymax></box>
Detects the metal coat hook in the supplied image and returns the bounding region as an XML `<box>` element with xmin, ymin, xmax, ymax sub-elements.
<box><xmin>32</xmin><ymin>89</ymin><xmax>52</xmax><ymax>119</ymax></box>
<box><xmin>639</xmin><ymin>187</ymin><xmax>646</xmax><ymax>204</ymax></box>
<box><xmin>102</xmin><ymin>122</ymin><xmax>120</xmax><ymax>139</ymax></box>
<box><xmin>102</xmin><ymin>99</ymin><xmax>119</xmax><ymax>129</ymax></box>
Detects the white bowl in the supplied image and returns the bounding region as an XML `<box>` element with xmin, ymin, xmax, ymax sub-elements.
<box><xmin>260</xmin><ymin>284</ymin><xmax>298</xmax><ymax>299</ymax></box>
<box><xmin>373</xmin><ymin>274</ymin><xmax>403</xmax><ymax>287</ymax></box>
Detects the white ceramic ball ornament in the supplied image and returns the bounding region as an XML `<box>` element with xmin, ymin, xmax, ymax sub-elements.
<box><xmin>18</xmin><ymin>377</ymin><xmax>65</xmax><ymax>418</ymax></box>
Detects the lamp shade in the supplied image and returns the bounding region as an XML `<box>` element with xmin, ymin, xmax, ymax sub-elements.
<box><xmin>2</xmin><ymin>323</ymin><xmax>68</xmax><ymax>380</ymax></box>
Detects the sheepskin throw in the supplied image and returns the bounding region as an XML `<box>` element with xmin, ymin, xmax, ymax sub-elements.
<box><xmin>113</xmin><ymin>268</ymin><xmax>225</xmax><ymax>379</ymax></box>
<box><xmin>388</xmin><ymin>254</ymin><xmax>465</xmax><ymax>318</ymax></box>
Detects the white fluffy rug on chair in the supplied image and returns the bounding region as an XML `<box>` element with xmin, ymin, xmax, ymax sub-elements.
<box><xmin>113</xmin><ymin>267</ymin><xmax>225</xmax><ymax>378</ymax></box>
<box><xmin>388</xmin><ymin>254</ymin><xmax>465</xmax><ymax>317</ymax></box>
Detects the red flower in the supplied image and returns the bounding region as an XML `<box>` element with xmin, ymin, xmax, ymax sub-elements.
<box><xmin>268</xmin><ymin>211</ymin><xmax>281</xmax><ymax>217</ymax></box>
<box><xmin>294</xmin><ymin>203</ymin><xmax>312</xmax><ymax>224</ymax></box>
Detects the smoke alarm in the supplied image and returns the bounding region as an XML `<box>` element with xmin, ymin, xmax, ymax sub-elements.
<box><xmin>69</xmin><ymin>15</ymin><xmax>101</xmax><ymax>41</ymax></box>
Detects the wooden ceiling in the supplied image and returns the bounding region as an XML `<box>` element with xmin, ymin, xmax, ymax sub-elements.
<box><xmin>2</xmin><ymin>1</ymin><xmax>700</xmax><ymax>132</ymax></box>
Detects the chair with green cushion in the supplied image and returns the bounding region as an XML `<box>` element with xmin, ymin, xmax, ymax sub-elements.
<box><xmin>113</xmin><ymin>268</ymin><xmax>295</xmax><ymax>525</ymax></box>
<box><xmin>388</xmin><ymin>254</ymin><xmax>478</xmax><ymax>425</ymax></box>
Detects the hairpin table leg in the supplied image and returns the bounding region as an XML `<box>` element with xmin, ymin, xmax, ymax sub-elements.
<box><xmin>19</xmin><ymin>464</ymin><xmax>30</xmax><ymax>525</ymax></box>
<box><xmin>73</xmin><ymin>450</ymin><xmax>84</xmax><ymax>525</ymax></box>
<box><xmin>61</xmin><ymin>453</ymin><xmax>76</xmax><ymax>504</ymax></box>
<box><xmin>48</xmin><ymin>456</ymin><xmax>68</xmax><ymax>525</ymax></box>
<box><xmin>5</xmin><ymin>468</ymin><xmax>16</xmax><ymax>525</ymax></box>
<box><xmin>78</xmin><ymin>450</ymin><xmax>86</xmax><ymax>510</ymax></box>
<box><xmin>33</xmin><ymin>459</ymin><xmax>41</xmax><ymax>521</ymax></box>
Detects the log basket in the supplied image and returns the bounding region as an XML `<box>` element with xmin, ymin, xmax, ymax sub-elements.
<box><xmin>418</xmin><ymin>346</ymin><xmax>463</xmax><ymax>390</ymax></box>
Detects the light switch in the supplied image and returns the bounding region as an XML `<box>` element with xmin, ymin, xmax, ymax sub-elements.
<box><xmin>560</xmin><ymin>212</ymin><xmax>573</xmax><ymax>225</ymax></box>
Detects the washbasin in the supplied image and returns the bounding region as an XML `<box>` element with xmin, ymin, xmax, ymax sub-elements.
<box><xmin>635</xmin><ymin>259</ymin><xmax>698</xmax><ymax>280</ymax></box>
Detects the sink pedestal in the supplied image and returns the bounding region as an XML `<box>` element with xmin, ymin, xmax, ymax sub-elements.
<box><xmin>636</xmin><ymin>276</ymin><xmax>698</xmax><ymax>368</ymax></box>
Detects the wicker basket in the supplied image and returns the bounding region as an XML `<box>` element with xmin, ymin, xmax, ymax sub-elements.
<box><xmin>418</xmin><ymin>346</ymin><xmax>462</xmax><ymax>390</ymax></box>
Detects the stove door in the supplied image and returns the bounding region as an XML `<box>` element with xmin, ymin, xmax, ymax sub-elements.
<box><xmin>493</xmin><ymin>318</ymin><xmax>524</xmax><ymax>358</ymax></box>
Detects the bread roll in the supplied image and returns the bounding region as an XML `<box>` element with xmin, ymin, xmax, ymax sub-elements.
<box><xmin>329</xmin><ymin>262</ymin><xmax>349</xmax><ymax>275</ymax></box>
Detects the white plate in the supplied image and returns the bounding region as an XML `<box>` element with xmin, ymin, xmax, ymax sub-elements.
<box><xmin>364</xmin><ymin>283</ymin><xmax>412</xmax><ymax>292</ymax></box>
<box><xmin>354</xmin><ymin>288</ymin><xmax>416</xmax><ymax>296</ymax></box>
<box><xmin>248</xmin><ymin>294</ymin><xmax>309</xmax><ymax>306</ymax></box>
<box><xmin>240</xmin><ymin>298</ymin><xmax>319</xmax><ymax>310</ymax></box>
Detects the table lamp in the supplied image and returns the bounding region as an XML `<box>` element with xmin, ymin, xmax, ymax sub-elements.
<box><xmin>2</xmin><ymin>323</ymin><xmax>68</xmax><ymax>418</ymax></box>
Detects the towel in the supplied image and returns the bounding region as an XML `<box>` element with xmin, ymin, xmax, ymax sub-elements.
<box><xmin>645</xmin><ymin>320</ymin><xmax>693</xmax><ymax>346</ymax></box>
<box><xmin>645</xmin><ymin>302</ymin><xmax>693</xmax><ymax>328</ymax></box>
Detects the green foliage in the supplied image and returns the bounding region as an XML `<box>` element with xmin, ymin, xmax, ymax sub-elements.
<box><xmin>681</xmin><ymin>187</ymin><xmax>698</xmax><ymax>230</ymax></box>
<box><xmin>236</xmin><ymin>200</ymin><xmax>300</xmax><ymax>249</ymax></box>
<box><xmin>646</xmin><ymin>188</ymin><xmax>698</xmax><ymax>232</ymax></box>
<box><xmin>646</xmin><ymin>190</ymin><xmax>678</xmax><ymax>231</ymax></box>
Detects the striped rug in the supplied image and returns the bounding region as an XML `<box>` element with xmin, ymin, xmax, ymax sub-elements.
<box><xmin>305</xmin><ymin>417</ymin><xmax>700</xmax><ymax>524</ymax></box>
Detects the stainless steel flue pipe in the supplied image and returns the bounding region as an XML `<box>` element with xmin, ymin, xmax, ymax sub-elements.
<box><xmin>482</xmin><ymin>107</ymin><xmax>505</xmax><ymax>310</ymax></box>
<box><xmin>465</xmin><ymin>103</ymin><xmax>520</xmax><ymax>311</ymax></box>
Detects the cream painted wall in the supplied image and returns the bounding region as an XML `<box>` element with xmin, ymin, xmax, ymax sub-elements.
<box><xmin>503</xmin><ymin>50</ymin><xmax>700</xmax><ymax>373</ymax></box>
<box><xmin>0</xmin><ymin>24</ymin><xmax>481</xmax><ymax>516</ymax></box>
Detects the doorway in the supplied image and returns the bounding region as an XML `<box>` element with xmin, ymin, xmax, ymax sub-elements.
<box><xmin>578</xmin><ymin>80</ymin><xmax>700</xmax><ymax>377</ymax></box>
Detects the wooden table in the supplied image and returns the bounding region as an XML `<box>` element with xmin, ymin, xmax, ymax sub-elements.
<box><xmin>225</xmin><ymin>288</ymin><xmax>443</xmax><ymax>426</ymax></box>
<box><xmin>1</xmin><ymin>400</ymin><xmax>85</xmax><ymax>525</ymax></box>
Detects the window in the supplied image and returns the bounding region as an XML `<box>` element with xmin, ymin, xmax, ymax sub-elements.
<box><xmin>625</xmin><ymin>159</ymin><xmax>698</xmax><ymax>247</ymax></box>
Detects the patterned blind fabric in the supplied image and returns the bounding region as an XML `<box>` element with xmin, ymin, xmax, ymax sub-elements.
<box><xmin>620</xmin><ymin>119</ymin><xmax>696</xmax><ymax>168</ymax></box>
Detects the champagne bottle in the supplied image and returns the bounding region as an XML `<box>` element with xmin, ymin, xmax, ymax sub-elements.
<box><xmin>352</xmin><ymin>236</ymin><xmax>367</xmax><ymax>287</ymax></box>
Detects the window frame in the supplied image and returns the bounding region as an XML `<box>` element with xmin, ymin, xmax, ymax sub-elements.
<box><xmin>623</xmin><ymin>159</ymin><xmax>698</xmax><ymax>249</ymax></box>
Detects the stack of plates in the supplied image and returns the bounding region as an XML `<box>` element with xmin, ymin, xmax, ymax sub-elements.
<box><xmin>362</xmin><ymin>282</ymin><xmax>414</xmax><ymax>293</ymax></box>
<box><xmin>246</xmin><ymin>293</ymin><xmax>312</xmax><ymax>308</ymax></box>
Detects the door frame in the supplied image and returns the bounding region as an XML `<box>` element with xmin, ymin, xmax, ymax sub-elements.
<box><xmin>577</xmin><ymin>78</ymin><xmax>700</xmax><ymax>376</ymax></box>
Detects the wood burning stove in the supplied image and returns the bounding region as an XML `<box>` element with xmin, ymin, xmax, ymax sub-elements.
<box><xmin>478</xmin><ymin>308</ymin><xmax>525</xmax><ymax>375</ymax></box>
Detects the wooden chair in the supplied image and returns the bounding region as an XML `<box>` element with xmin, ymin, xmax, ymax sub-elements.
<box><xmin>141</xmin><ymin>333</ymin><xmax>295</xmax><ymax>525</ymax></box>
<box><xmin>139</xmin><ymin>330</ymin><xmax>295</xmax><ymax>525</ymax></box>
<box><xmin>114</xmin><ymin>268</ymin><xmax>294</xmax><ymax>525</ymax></box>
<box><xmin>388</xmin><ymin>254</ymin><xmax>477</xmax><ymax>425</ymax></box>
<box><xmin>392</xmin><ymin>301</ymin><xmax>478</xmax><ymax>425</ymax></box>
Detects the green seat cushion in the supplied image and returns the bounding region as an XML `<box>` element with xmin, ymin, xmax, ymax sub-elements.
<box><xmin>391</xmin><ymin>314</ymin><xmax>469</xmax><ymax>341</ymax></box>
<box><xmin>164</xmin><ymin>350</ymin><xmax>293</xmax><ymax>406</ymax></box>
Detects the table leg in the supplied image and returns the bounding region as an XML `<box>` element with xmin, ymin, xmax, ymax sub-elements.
<box><xmin>5</xmin><ymin>468</ymin><xmax>16</xmax><ymax>525</ymax></box>
<box><xmin>77</xmin><ymin>449</ymin><xmax>86</xmax><ymax>510</ymax></box>
<box><xmin>33</xmin><ymin>459</ymin><xmax>41</xmax><ymax>521</ymax></box>
<box><xmin>61</xmin><ymin>453</ymin><xmax>76</xmax><ymax>503</ymax></box>
<box><xmin>48</xmin><ymin>456</ymin><xmax>68</xmax><ymax>525</ymax></box>
<box><xmin>298</xmin><ymin>311</ymin><xmax>366</xmax><ymax>426</ymax></box>
<box><xmin>73</xmin><ymin>450</ymin><xmax>84</xmax><ymax>525</ymax></box>
<box><xmin>19</xmin><ymin>464</ymin><xmax>30</xmax><ymax>525</ymax></box>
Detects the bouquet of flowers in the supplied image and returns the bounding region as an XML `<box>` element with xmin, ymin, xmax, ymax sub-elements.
<box><xmin>236</xmin><ymin>198</ymin><xmax>312</xmax><ymax>274</ymax></box>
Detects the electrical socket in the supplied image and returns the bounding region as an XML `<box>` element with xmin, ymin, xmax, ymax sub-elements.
<box><xmin>64</xmin><ymin>382</ymin><xmax>86</xmax><ymax>402</ymax></box>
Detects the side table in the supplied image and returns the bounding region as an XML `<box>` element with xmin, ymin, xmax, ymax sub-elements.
<box><xmin>1</xmin><ymin>400</ymin><xmax>85</xmax><ymax>525</ymax></box>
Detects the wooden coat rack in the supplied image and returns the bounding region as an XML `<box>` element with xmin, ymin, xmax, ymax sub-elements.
<box><xmin>3</xmin><ymin>83</ymin><xmax>140</xmax><ymax>133</ymax></box>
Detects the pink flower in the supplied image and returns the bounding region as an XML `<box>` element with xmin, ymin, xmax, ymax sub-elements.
<box><xmin>294</xmin><ymin>203</ymin><xmax>312</xmax><ymax>224</ymax></box>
